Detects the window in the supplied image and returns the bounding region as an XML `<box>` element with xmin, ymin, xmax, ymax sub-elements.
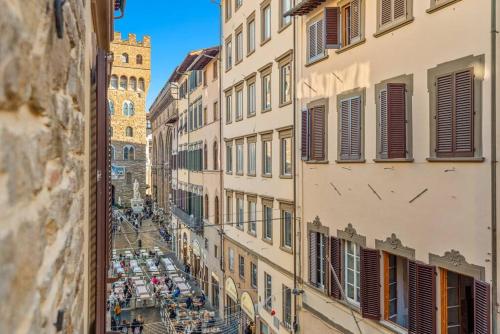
<box><xmin>342</xmin><ymin>0</ymin><xmax>363</xmax><ymax>47</ymax></box>
<box><xmin>247</xmin><ymin>19</ymin><xmax>256</xmax><ymax>54</ymax></box>
<box><xmin>203</xmin><ymin>69</ymin><xmax>207</xmax><ymax>87</ymax></box>
<box><xmin>338</xmin><ymin>93</ymin><xmax>363</xmax><ymax>161</ymax></box>
<box><xmin>262</xmin><ymin>5</ymin><xmax>271</xmax><ymax>42</ymax></box>
<box><xmin>260</xmin><ymin>322</ymin><xmax>269</xmax><ymax>334</ymax></box>
<box><xmin>125</xmin><ymin>126</ymin><xmax>133</xmax><ymax>137</ymax></box>
<box><xmin>307</xmin><ymin>18</ymin><xmax>325</xmax><ymax>63</ymax></box>
<box><xmin>280</xmin><ymin>0</ymin><xmax>292</xmax><ymax>28</ymax></box>
<box><xmin>247</xmin><ymin>140</ymin><xmax>256</xmax><ymax>176</ymax></box>
<box><xmin>226</xmin><ymin>143</ymin><xmax>233</xmax><ymax>173</ymax></box>
<box><xmin>309</xmin><ymin>231</ymin><xmax>327</xmax><ymax>289</ymax></box>
<box><xmin>383</xmin><ymin>252</ymin><xmax>409</xmax><ymax>329</ymax></box>
<box><xmin>238</xmin><ymin>255</ymin><xmax>245</xmax><ymax>278</ymax></box>
<box><xmin>213</xmin><ymin>141</ymin><xmax>219</xmax><ymax>170</ymax></box>
<box><xmin>251</xmin><ymin>262</ymin><xmax>257</xmax><ymax>288</ymax></box>
<box><xmin>235</xmin><ymin>31</ymin><xmax>243</xmax><ymax>63</ymax></box>
<box><xmin>215</xmin><ymin>196</ymin><xmax>220</xmax><ymax>224</ymax></box>
<box><xmin>121</xmin><ymin>53</ymin><xmax>129</xmax><ymax>63</ymax></box>
<box><xmin>263</xmin><ymin>203</ymin><xmax>272</xmax><ymax>241</ymax></box>
<box><xmin>213</xmin><ymin>101</ymin><xmax>219</xmax><ymax>122</ymax></box>
<box><xmin>262</xmin><ymin>139</ymin><xmax>272</xmax><ymax>176</ymax></box>
<box><xmin>120</xmin><ymin>76</ymin><xmax>128</xmax><ymax>90</ymax></box>
<box><xmin>262</xmin><ymin>73</ymin><xmax>271</xmax><ymax>111</ymax></box>
<box><xmin>225</xmin><ymin>93</ymin><xmax>232</xmax><ymax>123</ymax></box>
<box><xmin>264</xmin><ymin>273</ymin><xmax>272</xmax><ymax>311</ymax></box>
<box><xmin>213</xmin><ymin>60</ymin><xmax>218</xmax><ymax>79</ymax></box>
<box><xmin>248</xmin><ymin>199</ymin><xmax>257</xmax><ymax>234</ymax></box>
<box><xmin>235</xmin><ymin>0</ymin><xmax>242</xmax><ymax>9</ymax></box>
<box><xmin>228</xmin><ymin>248</ymin><xmax>234</xmax><ymax>272</ymax></box>
<box><xmin>235</xmin><ymin>88</ymin><xmax>243</xmax><ymax>120</ymax></box>
<box><xmin>204</xmin><ymin>194</ymin><xmax>209</xmax><ymax>219</ymax></box>
<box><xmin>280</xmin><ymin>62</ymin><xmax>291</xmax><ymax>105</ymax></box>
<box><xmin>108</xmin><ymin>99</ymin><xmax>115</xmax><ymax>115</ymax></box>
<box><xmin>110</xmin><ymin>75</ymin><xmax>118</xmax><ymax>89</ymax></box>
<box><xmin>225</xmin><ymin>0</ymin><xmax>232</xmax><ymax>20</ymax></box>
<box><xmin>203</xmin><ymin>107</ymin><xmax>207</xmax><ymax>126</ymax></box>
<box><xmin>225</xmin><ymin>39</ymin><xmax>232</xmax><ymax>70</ymax></box>
<box><xmin>282</xmin><ymin>286</ymin><xmax>292</xmax><ymax>329</ymax></box>
<box><xmin>123</xmin><ymin>146</ymin><xmax>135</xmax><ymax>161</ymax></box>
<box><xmin>138</xmin><ymin>78</ymin><xmax>145</xmax><ymax>91</ymax></box>
<box><xmin>280</xmin><ymin>209</ymin><xmax>293</xmax><ymax>249</ymax></box>
<box><xmin>280</xmin><ymin>136</ymin><xmax>292</xmax><ymax>176</ymax></box>
<box><xmin>123</xmin><ymin>101</ymin><xmax>135</xmax><ymax>117</ymax></box>
<box><xmin>226</xmin><ymin>193</ymin><xmax>233</xmax><ymax>223</ymax></box>
<box><xmin>236</xmin><ymin>142</ymin><xmax>243</xmax><ymax>175</ymax></box>
<box><xmin>204</xmin><ymin>143</ymin><xmax>208</xmax><ymax>170</ymax></box>
<box><xmin>214</xmin><ymin>244</ymin><xmax>218</xmax><ymax>258</ymax></box>
<box><xmin>344</xmin><ymin>241</ymin><xmax>361</xmax><ymax>304</ymax></box>
<box><xmin>136</xmin><ymin>54</ymin><xmax>143</xmax><ymax>64</ymax></box>
<box><xmin>377</xmin><ymin>0</ymin><xmax>413</xmax><ymax>33</ymax></box>
<box><xmin>247</xmin><ymin>81</ymin><xmax>256</xmax><ymax>116</ymax></box>
<box><xmin>129</xmin><ymin>77</ymin><xmax>137</xmax><ymax>91</ymax></box>
<box><xmin>236</xmin><ymin>196</ymin><xmax>244</xmax><ymax>229</ymax></box>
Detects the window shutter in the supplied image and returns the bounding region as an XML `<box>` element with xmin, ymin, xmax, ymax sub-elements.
<box><xmin>316</xmin><ymin>20</ymin><xmax>324</xmax><ymax>57</ymax></box>
<box><xmin>324</xmin><ymin>7</ymin><xmax>341</xmax><ymax>49</ymax></box>
<box><xmin>381</xmin><ymin>0</ymin><xmax>392</xmax><ymax>26</ymax></box>
<box><xmin>474</xmin><ymin>280</ymin><xmax>491</xmax><ymax>334</ymax></box>
<box><xmin>379</xmin><ymin>89</ymin><xmax>388</xmax><ymax>157</ymax></box>
<box><xmin>301</xmin><ymin>109</ymin><xmax>310</xmax><ymax>160</ymax></box>
<box><xmin>350</xmin><ymin>96</ymin><xmax>362</xmax><ymax>160</ymax></box>
<box><xmin>436</xmin><ymin>74</ymin><xmax>454</xmax><ymax>156</ymax></box>
<box><xmin>393</xmin><ymin>0</ymin><xmax>406</xmax><ymax>21</ymax></box>
<box><xmin>329</xmin><ymin>237</ymin><xmax>342</xmax><ymax>299</ymax></box>
<box><xmin>309</xmin><ymin>232</ymin><xmax>318</xmax><ymax>284</ymax></box>
<box><xmin>387</xmin><ymin>83</ymin><xmax>406</xmax><ymax>159</ymax></box>
<box><xmin>311</xmin><ymin>106</ymin><xmax>326</xmax><ymax>161</ymax></box>
<box><xmin>408</xmin><ymin>261</ymin><xmax>436</xmax><ymax>334</ymax></box>
<box><xmin>340</xmin><ymin>99</ymin><xmax>350</xmax><ymax>160</ymax></box>
<box><xmin>360</xmin><ymin>248</ymin><xmax>380</xmax><ymax>320</ymax></box>
<box><xmin>350</xmin><ymin>0</ymin><xmax>361</xmax><ymax>41</ymax></box>
<box><xmin>454</xmin><ymin>69</ymin><xmax>474</xmax><ymax>155</ymax></box>
<box><xmin>309</xmin><ymin>23</ymin><xmax>317</xmax><ymax>60</ymax></box>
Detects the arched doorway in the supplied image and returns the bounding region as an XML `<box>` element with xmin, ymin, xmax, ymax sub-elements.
<box><xmin>224</xmin><ymin>277</ymin><xmax>239</xmax><ymax>325</ymax></box>
<box><xmin>240</xmin><ymin>292</ymin><xmax>256</xmax><ymax>333</ymax></box>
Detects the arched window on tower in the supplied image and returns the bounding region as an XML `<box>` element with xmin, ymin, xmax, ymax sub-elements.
<box><xmin>110</xmin><ymin>75</ymin><xmax>118</xmax><ymax>89</ymax></box>
<box><xmin>120</xmin><ymin>76</ymin><xmax>128</xmax><ymax>90</ymax></box>
<box><xmin>123</xmin><ymin>145</ymin><xmax>135</xmax><ymax>161</ymax></box>
<box><xmin>130</xmin><ymin>77</ymin><xmax>137</xmax><ymax>91</ymax></box>
<box><xmin>108</xmin><ymin>99</ymin><xmax>114</xmax><ymax>115</ymax></box>
<box><xmin>122</xmin><ymin>53</ymin><xmax>129</xmax><ymax>63</ymax></box>
<box><xmin>138</xmin><ymin>78</ymin><xmax>145</xmax><ymax>91</ymax></box>
<box><xmin>123</xmin><ymin>101</ymin><xmax>134</xmax><ymax>117</ymax></box>
<box><xmin>125</xmin><ymin>126</ymin><xmax>133</xmax><ymax>137</ymax></box>
<box><xmin>136</xmin><ymin>54</ymin><xmax>143</xmax><ymax>64</ymax></box>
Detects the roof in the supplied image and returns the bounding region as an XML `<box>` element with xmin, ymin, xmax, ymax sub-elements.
<box><xmin>285</xmin><ymin>0</ymin><xmax>326</xmax><ymax>16</ymax></box>
<box><xmin>188</xmin><ymin>46</ymin><xmax>220</xmax><ymax>71</ymax></box>
<box><xmin>167</xmin><ymin>51</ymin><xmax>201</xmax><ymax>83</ymax></box>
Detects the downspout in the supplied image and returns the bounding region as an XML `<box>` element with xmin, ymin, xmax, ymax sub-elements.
<box><xmin>491</xmin><ymin>0</ymin><xmax>497</xmax><ymax>332</ymax></box>
<box><xmin>292</xmin><ymin>11</ymin><xmax>299</xmax><ymax>334</ymax></box>
<box><xmin>217</xmin><ymin>0</ymin><xmax>224</xmax><ymax>276</ymax></box>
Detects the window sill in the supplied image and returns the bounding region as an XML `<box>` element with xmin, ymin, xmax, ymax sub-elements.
<box><xmin>335</xmin><ymin>38</ymin><xmax>366</xmax><ymax>54</ymax></box>
<box><xmin>280</xmin><ymin>246</ymin><xmax>293</xmax><ymax>254</ymax></box>
<box><xmin>246</xmin><ymin>50</ymin><xmax>256</xmax><ymax>58</ymax></box>
<box><xmin>335</xmin><ymin>159</ymin><xmax>366</xmax><ymax>163</ymax></box>
<box><xmin>379</xmin><ymin>320</ymin><xmax>408</xmax><ymax>334</ymax></box>
<box><xmin>235</xmin><ymin>117</ymin><xmax>243</xmax><ymax>122</ymax></box>
<box><xmin>373</xmin><ymin>17</ymin><xmax>415</xmax><ymax>38</ymax></box>
<box><xmin>225</xmin><ymin>66</ymin><xmax>232</xmax><ymax>73</ymax></box>
<box><xmin>247</xmin><ymin>112</ymin><xmax>256</xmax><ymax>118</ymax></box>
<box><xmin>373</xmin><ymin>158</ymin><xmax>414</xmax><ymax>163</ymax></box>
<box><xmin>261</xmin><ymin>107</ymin><xmax>272</xmax><ymax>113</ymax></box>
<box><xmin>248</xmin><ymin>231</ymin><xmax>257</xmax><ymax>237</ymax></box>
<box><xmin>278</xmin><ymin>22</ymin><xmax>291</xmax><ymax>34</ymax></box>
<box><xmin>305</xmin><ymin>160</ymin><xmax>329</xmax><ymax>165</ymax></box>
<box><xmin>235</xmin><ymin>59</ymin><xmax>243</xmax><ymax>66</ymax></box>
<box><xmin>260</xmin><ymin>37</ymin><xmax>271</xmax><ymax>47</ymax></box>
<box><xmin>226</xmin><ymin>172</ymin><xmax>233</xmax><ymax>175</ymax></box>
<box><xmin>279</xmin><ymin>174</ymin><xmax>293</xmax><ymax>179</ymax></box>
<box><xmin>236</xmin><ymin>172</ymin><xmax>244</xmax><ymax>176</ymax></box>
<box><xmin>305</xmin><ymin>54</ymin><xmax>329</xmax><ymax>67</ymax></box>
<box><xmin>262</xmin><ymin>174</ymin><xmax>272</xmax><ymax>178</ymax></box>
<box><xmin>247</xmin><ymin>173</ymin><xmax>256</xmax><ymax>177</ymax></box>
<box><xmin>262</xmin><ymin>238</ymin><xmax>273</xmax><ymax>246</ymax></box>
<box><xmin>279</xmin><ymin>100</ymin><xmax>292</xmax><ymax>108</ymax></box>
<box><xmin>426</xmin><ymin>0</ymin><xmax>463</xmax><ymax>13</ymax></box>
<box><xmin>426</xmin><ymin>157</ymin><xmax>485</xmax><ymax>162</ymax></box>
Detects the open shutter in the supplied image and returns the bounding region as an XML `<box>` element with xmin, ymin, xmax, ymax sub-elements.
<box><xmin>309</xmin><ymin>232</ymin><xmax>318</xmax><ymax>285</ymax></box>
<box><xmin>381</xmin><ymin>0</ymin><xmax>392</xmax><ymax>26</ymax></box>
<box><xmin>324</xmin><ymin>7</ymin><xmax>341</xmax><ymax>49</ymax></box>
<box><xmin>350</xmin><ymin>0</ymin><xmax>361</xmax><ymax>41</ymax></box>
<box><xmin>360</xmin><ymin>248</ymin><xmax>380</xmax><ymax>320</ymax></box>
<box><xmin>301</xmin><ymin>109</ymin><xmax>310</xmax><ymax>160</ymax></box>
<box><xmin>311</xmin><ymin>106</ymin><xmax>326</xmax><ymax>161</ymax></box>
<box><xmin>416</xmin><ymin>263</ymin><xmax>436</xmax><ymax>334</ymax></box>
<box><xmin>393</xmin><ymin>0</ymin><xmax>407</xmax><ymax>21</ymax></box>
<box><xmin>436</xmin><ymin>74</ymin><xmax>454</xmax><ymax>156</ymax></box>
<box><xmin>380</xmin><ymin>89</ymin><xmax>388</xmax><ymax>157</ymax></box>
<box><xmin>454</xmin><ymin>69</ymin><xmax>474</xmax><ymax>156</ymax></box>
<box><xmin>350</xmin><ymin>96</ymin><xmax>362</xmax><ymax>160</ymax></box>
<box><xmin>474</xmin><ymin>280</ymin><xmax>491</xmax><ymax>334</ymax></box>
<box><xmin>309</xmin><ymin>22</ymin><xmax>317</xmax><ymax>60</ymax></box>
<box><xmin>340</xmin><ymin>99</ymin><xmax>350</xmax><ymax>160</ymax></box>
<box><xmin>330</xmin><ymin>237</ymin><xmax>342</xmax><ymax>299</ymax></box>
<box><xmin>387</xmin><ymin>83</ymin><xmax>406</xmax><ymax>159</ymax></box>
<box><xmin>408</xmin><ymin>261</ymin><xmax>417</xmax><ymax>334</ymax></box>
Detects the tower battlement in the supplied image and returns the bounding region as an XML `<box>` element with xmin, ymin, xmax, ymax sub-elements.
<box><xmin>113</xmin><ymin>32</ymin><xmax>151</xmax><ymax>47</ymax></box>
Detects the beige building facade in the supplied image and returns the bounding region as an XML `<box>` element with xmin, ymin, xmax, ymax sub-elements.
<box><xmin>289</xmin><ymin>0</ymin><xmax>499</xmax><ymax>333</ymax></box>
<box><xmin>109</xmin><ymin>32</ymin><xmax>151</xmax><ymax>205</ymax></box>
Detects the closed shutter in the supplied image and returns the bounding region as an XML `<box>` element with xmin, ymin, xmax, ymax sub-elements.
<box><xmin>381</xmin><ymin>0</ymin><xmax>392</xmax><ymax>26</ymax></box>
<box><xmin>393</xmin><ymin>0</ymin><xmax>406</xmax><ymax>21</ymax></box>
<box><xmin>309</xmin><ymin>23</ymin><xmax>317</xmax><ymax>60</ymax></box>
<box><xmin>408</xmin><ymin>261</ymin><xmax>417</xmax><ymax>334</ymax></box>
<box><xmin>474</xmin><ymin>280</ymin><xmax>491</xmax><ymax>334</ymax></box>
<box><xmin>340</xmin><ymin>99</ymin><xmax>350</xmax><ymax>159</ymax></box>
<box><xmin>379</xmin><ymin>89</ymin><xmax>388</xmax><ymax>157</ymax></box>
<box><xmin>350</xmin><ymin>0</ymin><xmax>361</xmax><ymax>41</ymax></box>
<box><xmin>324</xmin><ymin>7</ymin><xmax>341</xmax><ymax>49</ymax></box>
<box><xmin>454</xmin><ymin>69</ymin><xmax>474</xmax><ymax>155</ymax></box>
<box><xmin>360</xmin><ymin>248</ymin><xmax>380</xmax><ymax>320</ymax></box>
<box><xmin>309</xmin><ymin>232</ymin><xmax>317</xmax><ymax>284</ymax></box>
<box><xmin>301</xmin><ymin>109</ymin><xmax>310</xmax><ymax>160</ymax></box>
<box><xmin>387</xmin><ymin>83</ymin><xmax>406</xmax><ymax>159</ymax></box>
<box><xmin>436</xmin><ymin>74</ymin><xmax>454</xmax><ymax>155</ymax></box>
<box><xmin>412</xmin><ymin>262</ymin><xmax>436</xmax><ymax>334</ymax></box>
<box><xmin>350</xmin><ymin>97</ymin><xmax>362</xmax><ymax>160</ymax></box>
<box><xmin>316</xmin><ymin>20</ymin><xmax>324</xmax><ymax>58</ymax></box>
<box><xmin>311</xmin><ymin>106</ymin><xmax>326</xmax><ymax>161</ymax></box>
<box><xmin>330</xmin><ymin>237</ymin><xmax>342</xmax><ymax>299</ymax></box>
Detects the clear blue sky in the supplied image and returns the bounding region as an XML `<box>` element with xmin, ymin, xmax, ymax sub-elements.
<box><xmin>115</xmin><ymin>0</ymin><xmax>220</xmax><ymax>110</ymax></box>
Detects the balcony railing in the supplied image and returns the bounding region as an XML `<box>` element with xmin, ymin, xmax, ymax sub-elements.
<box><xmin>172</xmin><ymin>206</ymin><xmax>204</xmax><ymax>233</ymax></box>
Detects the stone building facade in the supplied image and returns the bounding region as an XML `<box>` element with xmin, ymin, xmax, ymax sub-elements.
<box><xmin>109</xmin><ymin>32</ymin><xmax>151</xmax><ymax>206</ymax></box>
<box><xmin>0</xmin><ymin>0</ymin><xmax>115</xmax><ymax>333</ymax></box>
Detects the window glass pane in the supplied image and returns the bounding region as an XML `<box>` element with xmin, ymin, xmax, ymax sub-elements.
<box><xmin>264</xmin><ymin>6</ymin><xmax>271</xmax><ymax>40</ymax></box>
<box><xmin>248</xmin><ymin>142</ymin><xmax>256</xmax><ymax>175</ymax></box>
<box><xmin>263</xmin><ymin>74</ymin><xmax>271</xmax><ymax>110</ymax></box>
<box><xmin>282</xmin><ymin>0</ymin><xmax>291</xmax><ymax>25</ymax></box>
<box><xmin>248</xmin><ymin>20</ymin><xmax>255</xmax><ymax>52</ymax></box>
<box><xmin>264</xmin><ymin>141</ymin><xmax>272</xmax><ymax>175</ymax></box>
<box><xmin>280</xmin><ymin>63</ymin><xmax>291</xmax><ymax>104</ymax></box>
<box><xmin>248</xmin><ymin>83</ymin><xmax>256</xmax><ymax>115</ymax></box>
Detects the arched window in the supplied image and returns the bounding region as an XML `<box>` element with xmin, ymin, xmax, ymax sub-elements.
<box><xmin>213</xmin><ymin>141</ymin><xmax>218</xmax><ymax>170</ymax></box>
<box><xmin>123</xmin><ymin>145</ymin><xmax>135</xmax><ymax>160</ymax></box>
<box><xmin>204</xmin><ymin>194</ymin><xmax>209</xmax><ymax>219</ymax></box>
<box><xmin>204</xmin><ymin>143</ymin><xmax>208</xmax><ymax>170</ymax></box>
<box><xmin>214</xmin><ymin>196</ymin><xmax>219</xmax><ymax>225</ymax></box>
<box><xmin>123</xmin><ymin>101</ymin><xmax>134</xmax><ymax>116</ymax></box>
<box><xmin>122</xmin><ymin>53</ymin><xmax>129</xmax><ymax>63</ymax></box>
<box><xmin>110</xmin><ymin>145</ymin><xmax>115</xmax><ymax>160</ymax></box>
<box><xmin>108</xmin><ymin>99</ymin><xmax>114</xmax><ymax>115</ymax></box>
<box><xmin>110</xmin><ymin>75</ymin><xmax>118</xmax><ymax>89</ymax></box>
<box><xmin>125</xmin><ymin>126</ymin><xmax>133</xmax><ymax>137</ymax></box>
<box><xmin>130</xmin><ymin>77</ymin><xmax>137</xmax><ymax>91</ymax></box>
<box><xmin>138</xmin><ymin>78</ymin><xmax>145</xmax><ymax>91</ymax></box>
<box><xmin>136</xmin><ymin>54</ymin><xmax>143</xmax><ymax>64</ymax></box>
<box><xmin>120</xmin><ymin>76</ymin><xmax>128</xmax><ymax>90</ymax></box>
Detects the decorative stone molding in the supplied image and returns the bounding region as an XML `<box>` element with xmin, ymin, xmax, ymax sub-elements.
<box><xmin>307</xmin><ymin>216</ymin><xmax>329</xmax><ymax>235</ymax></box>
<box><xmin>429</xmin><ymin>250</ymin><xmax>485</xmax><ymax>280</ymax></box>
<box><xmin>337</xmin><ymin>223</ymin><xmax>366</xmax><ymax>247</ymax></box>
<box><xmin>375</xmin><ymin>233</ymin><xmax>415</xmax><ymax>259</ymax></box>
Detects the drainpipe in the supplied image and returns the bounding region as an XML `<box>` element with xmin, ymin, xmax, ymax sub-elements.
<box><xmin>292</xmin><ymin>12</ymin><xmax>299</xmax><ymax>334</ymax></box>
<box><xmin>491</xmin><ymin>0</ymin><xmax>497</xmax><ymax>332</ymax></box>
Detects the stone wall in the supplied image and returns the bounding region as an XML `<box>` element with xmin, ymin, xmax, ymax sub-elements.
<box><xmin>0</xmin><ymin>0</ymin><xmax>90</xmax><ymax>332</ymax></box>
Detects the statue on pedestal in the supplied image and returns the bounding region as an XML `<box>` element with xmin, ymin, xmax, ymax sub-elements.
<box><xmin>130</xmin><ymin>179</ymin><xmax>144</xmax><ymax>213</ymax></box>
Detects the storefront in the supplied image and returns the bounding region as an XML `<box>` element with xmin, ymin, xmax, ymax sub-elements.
<box><xmin>240</xmin><ymin>292</ymin><xmax>256</xmax><ymax>334</ymax></box>
<box><xmin>225</xmin><ymin>277</ymin><xmax>239</xmax><ymax>324</ymax></box>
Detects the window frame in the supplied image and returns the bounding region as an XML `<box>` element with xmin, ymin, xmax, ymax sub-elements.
<box><xmin>279</xmin><ymin>61</ymin><xmax>292</xmax><ymax>106</ymax></box>
<box><xmin>279</xmin><ymin>0</ymin><xmax>292</xmax><ymax>30</ymax></box>
<box><xmin>336</xmin><ymin>88</ymin><xmax>366</xmax><ymax>162</ymax></box>
<box><xmin>236</xmin><ymin>140</ymin><xmax>244</xmax><ymax>175</ymax></box>
<box><xmin>280</xmin><ymin>202</ymin><xmax>293</xmax><ymax>251</ymax></box>
<box><xmin>235</xmin><ymin>86</ymin><xmax>244</xmax><ymax>121</ymax></box>
<box><xmin>225</xmin><ymin>91</ymin><xmax>233</xmax><ymax>124</ymax></box>
<box><xmin>261</xmin><ymin>2</ymin><xmax>272</xmax><ymax>44</ymax></box>
<box><xmin>344</xmin><ymin>240</ymin><xmax>361</xmax><ymax>306</ymax></box>
<box><xmin>264</xmin><ymin>272</ymin><xmax>272</xmax><ymax>311</ymax></box>
<box><xmin>262</xmin><ymin>136</ymin><xmax>272</xmax><ymax>177</ymax></box>
<box><xmin>375</xmin><ymin>0</ymin><xmax>414</xmax><ymax>37</ymax></box>
<box><xmin>279</xmin><ymin>130</ymin><xmax>292</xmax><ymax>177</ymax></box>
<box><xmin>307</xmin><ymin>16</ymin><xmax>326</xmax><ymax>64</ymax></box>
<box><xmin>247</xmin><ymin>14</ymin><xmax>256</xmax><ymax>56</ymax></box>
<box><xmin>225</xmin><ymin>36</ymin><xmax>233</xmax><ymax>71</ymax></box>
<box><xmin>225</xmin><ymin>141</ymin><xmax>233</xmax><ymax>174</ymax></box>
<box><xmin>236</xmin><ymin>193</ymin><xmax>244</xmax><ymax>230</ymax></box>
<box><xmin>262</xmin><ymin>199</ymin><xmax>273</xmax><ymax>243</ymax></box>
<box><xmin>226</xmin><ymin>191</ymin><xmax>233</xmax><ymax>224</ymax></box>
<box><xmin>251</xmin><ymin>262</ymin><xmax>258</xmax><ymax>288</ymax></box>
<box><xmin>247</xmin><ymin>196</ymin><xmax>257</xmax><ymax>235</ymax></box>
<box><xmin>235</xmin><ymin>27</ymin><xmax>244</xmax><ymax>64</ymax></box>
<box><xmin>247</xmin><ymin>136</ymin><xmax>257</xmax><ymax>176</ymax></box>
<box><xmin>261</xmin><ymin>71</ymin><xmax>272</xmax><ymax>112</ymax></box>
<box><xmin>247</xmin><ymin>76</ymin><xmax>257</xmax><ymax>116</ymax></box>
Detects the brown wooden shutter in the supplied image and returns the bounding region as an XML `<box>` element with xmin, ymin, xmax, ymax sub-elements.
<box><xmin>311</xmin><ymin>106</ymin><xmax>326</xmax><ymax>161</ymax></box>
<box><xmin>393</xmin><ymin>0</ymin><xmax>406</xmax><ymax>21</ymax></box>
<box><xmin>360</xmin><ymin>248</ymin><xmax>380</xmax><ymax>320</ymax></box>
<box><xmin>436</xmin><ymin>74</ymin><xmax>454</xmax><ymax>156</ymax></box>
<box><xmin>340</xmin><ymin>99</ymin><xmax>350</xmax><ymax>160</ymax></box>
<box><xmin>309</xmin><ymin>232</ymin><xmax>318</xmax><ymax>284</ymax></box>
<box><xmin>380</xmin><ymin>89</ymin><xmax>388</xmax><ymax>157</ymax></box>
<box><xmin>330</xmin><ymin>237</ymin><xmax>342</xmax><ymax>299</ymax></box>
<box><xmin>350</xmin><ymin>0</ymin><xmax>361</xmax><ymax>41</ymax></box>
<box><xmin>381</xmin><ymin>0</ymin><xmax>392</xmax><ymax>26</ymax></box>
<box><xmin>301</xmin><ymin>109</ymin><xmax>310</xmax><ymax>160</ymax></box>
<box><xmin>324</xmin><ymin>7</ymin><xmax>341</xmax><ymax>49</ymax></box>
<box><xmin>387</xmin><ymin>83</ymin><xmax>406</xmax><ymax>159</ymax></box>
<box><xmin>350</xmin><ymin>97</ymin><xmax>362</xmax><ymax>160</ymax></box>
<box><xmin>454</xmin><ymin>69</ymin><xmax>474</xmax><ymax>156</ymax></box>
<box><xmin>474</xmin><ymin>280</ymin><xmax>491</xmax><ymax>334</ymax></box>
<box><xmin>409</xmin><ymin>262</ymin><xmax>438</xmax><ymax>334</ymax></box>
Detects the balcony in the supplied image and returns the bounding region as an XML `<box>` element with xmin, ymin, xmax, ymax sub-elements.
<box><xmin>172</xmin><ymin>206</ymin><xmax>204</xmax><ymax>234</ymax></box>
